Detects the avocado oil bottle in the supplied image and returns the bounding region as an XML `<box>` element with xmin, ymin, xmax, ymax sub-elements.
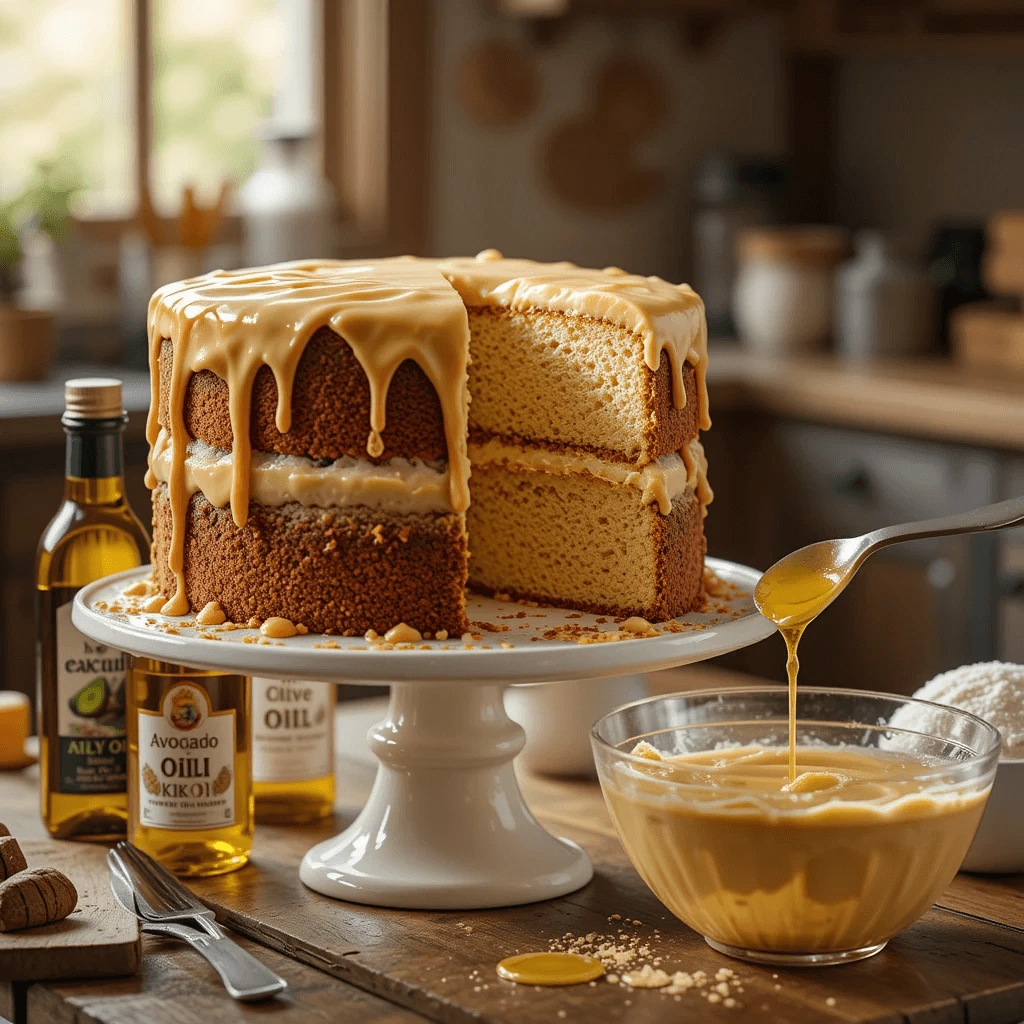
<box><xmin>37</xmin><ymin>379</ymin><xmax>150</xmax><ymax>840</ymax></box>
<box><xmin>127</xmin><ymin>657</ymin><xmax>253</xmax><ymax>876</ymax></box>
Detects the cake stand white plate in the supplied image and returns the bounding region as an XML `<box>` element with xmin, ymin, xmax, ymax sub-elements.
<box><xmin>73</xmin><ymin>558</ymin><xmax>774</xmax><ymax>910</ymax></box>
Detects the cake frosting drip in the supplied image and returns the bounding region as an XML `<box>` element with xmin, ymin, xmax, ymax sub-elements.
<box><xmin>469</xmin><ymin>437</ymin><xmax>711</xmax><ymax>516</ymax></box>
<box><xmin>150</xmin><ymin>431</ymin><xmax>452</xmax><ymax>514</ymax></box>
<box><xmin>440</xmin><ymin>250</ymin><xmax>710</xmax><ymax>432</ymax></box>
<box><xmin>146</xmin><ymin>258</ymin><xmax>472</xmax><ymax>614</ymax></box>
<box><xmin>680</xmin><ymin>438</ymin><xmax>713</xmax><ymax>517</ymax></box>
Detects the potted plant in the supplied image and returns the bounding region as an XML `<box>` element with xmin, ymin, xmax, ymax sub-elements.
<box><xmin>0</xmin><ymin>163</ymin><xmax>77</xmax><ymax>382</ymax></box>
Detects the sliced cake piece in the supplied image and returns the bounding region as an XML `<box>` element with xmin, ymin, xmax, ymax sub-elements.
<box><xmin>442</xmin><ymin>252</ymin><xmax>711</xmax><ymax>619</ymax></box>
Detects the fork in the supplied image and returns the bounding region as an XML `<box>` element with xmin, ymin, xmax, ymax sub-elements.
<box><xmin>109</xmin><ymin>844</ymin><xmax>287</xmax><ymax>1001</ymax></box>
<box><xmin>115</xmin><ymin>841</ymin><xmax>222</xmax><ymax>937</ymax></box>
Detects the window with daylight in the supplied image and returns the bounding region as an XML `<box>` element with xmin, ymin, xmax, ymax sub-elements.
<box><xmin>0</xmin><ymin>0</ymin><xmax>318</xmax><ymax>221</ymax></box>
<box><xmin>1</xmin><ymin>0</ymin><xmax>432</xmax><ymax>256</ymax></box>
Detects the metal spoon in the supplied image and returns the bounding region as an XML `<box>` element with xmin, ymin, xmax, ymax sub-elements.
<box><xmin>754</xmin><ymin>494</ymin><xmax>1024</xmax><ymax>629</ymax></box>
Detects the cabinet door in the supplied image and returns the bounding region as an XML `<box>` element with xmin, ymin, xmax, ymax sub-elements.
<box><xmin>793</xmin><ymin>541</ymin><xmax>968</xmax><ymax>695</ymax></box>
<box><xmin>998</xmin><ymin>456</ymin><xmax>1024</xmax><ymax>663</ymax></box>
<box><xmin>772</xmin><ymin>423</ymin><xmax>998</xmax><ymax>539</ymax></box>
<box><xmin>768</xmin><ymin>423</ymin><xmax>998</xmax><ymax>693</ymax></box>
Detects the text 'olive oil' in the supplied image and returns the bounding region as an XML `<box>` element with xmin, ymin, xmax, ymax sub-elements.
<box><xmin>37</xmin><ymin>379</ymin><xmax>149</xmax><ymax>841</ymax></box>
<box><xmin>252</xmin><ymin>677</ymin><xmax>335</xmax><ymax>823</ymax></box>
<box><xmin>128</xmin><ymin>657</ymin><xmax>252</xmax><ymax>876</ymax></box>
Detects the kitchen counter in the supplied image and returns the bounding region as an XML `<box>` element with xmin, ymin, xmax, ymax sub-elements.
<box><xmin>2</xmin><ymin>678</ymin><xmax>1023</xmax><ymax>1024</ymax></box>
<box><xmin>3</xmin><ymin>349</ymin><xmax>1024</xmax><ymax>452</ymax></box>
<box><xmin>707</xmin><ymin>344</ymin><xmax>1024</xmax><ymax>451</ymax></box>
<box><xmin>0</xmin><ymin>366</ymin><xmax>150</xmax><ymax>446</ymax></box>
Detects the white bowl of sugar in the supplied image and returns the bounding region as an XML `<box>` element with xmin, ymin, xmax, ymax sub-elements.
<box><xmin>901</xmin><ymin>662</ymin><xmax>1024</xmax><ymax>874</ymax></box>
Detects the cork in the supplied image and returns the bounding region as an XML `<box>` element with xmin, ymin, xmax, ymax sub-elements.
<box><xmin>64</xmin><ymin>378</ymin><xmax>123</xmax><ymax>420</ymax></box>
<box><xmin>0</xmin><ymin>836</ymin><xmax>26</xmax><ymax>881</ymax></box>
<box><xmin>0</xmin><ymin>867</ymin><xmax>78</xmax><ymax>932</ymax></box>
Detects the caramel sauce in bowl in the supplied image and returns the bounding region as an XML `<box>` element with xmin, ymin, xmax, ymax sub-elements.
<box><xmin>592</xmin><ymin>688</ymin><xmax>1000</xmax><ymax>967</ymax></box>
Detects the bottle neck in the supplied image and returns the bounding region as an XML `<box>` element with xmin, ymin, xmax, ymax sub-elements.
<box><xmin>63</xmin><ymin>417</ymin><xmax>127</xmax><ymax>505</ymax></box>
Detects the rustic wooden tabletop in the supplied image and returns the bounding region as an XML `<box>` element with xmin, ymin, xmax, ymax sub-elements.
<box><xmin>2</xmin><ymin>669</ymin><xmax>1023</xmax><ymax>1024</ymax></box>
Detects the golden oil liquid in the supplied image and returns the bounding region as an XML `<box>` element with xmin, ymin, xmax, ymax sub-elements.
<box><xmin>254</xmin><ymin>774</ymin><xmax>335</xmax><ymax>824</ymax></box>
<box><xmin>37</xmin><ymin>473</ymin><xmax>149</xmax><ymax>841</ymax></box>
<box><xmin>754</xmin><ymin>543</ymin><xmax>849</xmax><ymax>784</ymax></box>
<box><xmin>253</xmin><ymin>678</ymin><xmax>335</xmax><ymax>824</ymax></box>
<box><xmin>127</xmin><ymin>657</ymin><xmax>252</xmax><ymax>876</ymax></box>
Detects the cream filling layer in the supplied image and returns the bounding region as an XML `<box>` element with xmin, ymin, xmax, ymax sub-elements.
<box><xmin>469</xmin><ymin>437</ymin><xmax>712</xmax><ymax>516</ymax></box>
<box><xmin>150</xmin><ymin>431</ymin><xmax>453</xmax><ymax>514</ymax></box>
<box><xmin>150</xmin><ymin>430</ymin><xmax>713</xmax><ymax>519</ymax></box>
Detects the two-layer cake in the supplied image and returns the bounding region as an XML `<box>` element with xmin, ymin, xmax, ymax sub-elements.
<box><xmin>146</xmin><ymin>251</ymin><xmax>711</xmax><ymax>636</ymax></box>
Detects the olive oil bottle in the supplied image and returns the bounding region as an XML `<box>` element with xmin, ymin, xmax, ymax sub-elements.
<box><xmin>37</xmin><ymin>379</ymin><xmax>149</xmax><ymax>840</ymax></box>
<box><xmin>127</xmin><ymin>658</ymin><xmax>252</xmax><ymax>876</ymax></box>
<box><xmin>252</xmin><ymin>677</ymin><xmax>335</xmax><ymax>823</ymax></box>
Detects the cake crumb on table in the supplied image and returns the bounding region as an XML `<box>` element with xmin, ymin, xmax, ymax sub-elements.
<box><xmin>623</xmin><ymin>966</ymin><xmax>670</xmax><ymax>989</ymax></box>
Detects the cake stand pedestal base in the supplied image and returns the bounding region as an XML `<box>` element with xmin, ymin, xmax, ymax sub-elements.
<box><xmin>299</xmin><ymin>681</ymin><xmax>593</xmax><ymax>909</ymax></box>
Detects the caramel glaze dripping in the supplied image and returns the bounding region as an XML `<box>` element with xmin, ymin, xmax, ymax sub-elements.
<box><xmin>146</xmin><ymin>259</ymin><xmax>472</xmax><ymax>615</ymax></box>
<box><xmin>440</xmin><ymin>250</ymin><xmax>710</xmax><ymax>432</ymax></box>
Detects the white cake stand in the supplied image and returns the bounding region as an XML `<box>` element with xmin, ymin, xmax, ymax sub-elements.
<box><xmin>73</xmin><ymin>558</ymin><xmax>774</xmax><ymax>910</ymax></box>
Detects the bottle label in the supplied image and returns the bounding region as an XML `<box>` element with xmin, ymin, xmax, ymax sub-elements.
<box><xmin>137</xmin><ymin>682</ymin><xmax>236</xmax><ymax>830</ymax></box>
<box><xmin>252</xmin><ymin>678</ymin><xmax>332</xmax><ymax>783</ymax></box>
<box><xmin>55</xmin><ymin>601</ymin><xmax>127</xmax><ymax>794</ymax></box>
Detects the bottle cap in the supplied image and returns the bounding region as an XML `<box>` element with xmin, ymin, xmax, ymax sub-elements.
<box><xmin>64</xmin><ymin>378</ymin><xmax>124</xmax><ymax>420</ymax></box>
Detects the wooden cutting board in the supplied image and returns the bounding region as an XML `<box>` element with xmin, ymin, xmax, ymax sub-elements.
<box><xmin>0</xmin><ymin>839</ymin><xmax>140</xmax><ymax>981</ymax></box>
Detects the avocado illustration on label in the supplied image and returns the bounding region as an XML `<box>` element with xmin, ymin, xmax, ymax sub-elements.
<box><xmin>212</xmin><ymin>765</ymin><xmax>232</xmax><ymax>795</ymax></box>
<box><xmin>69</xmin><ymin>677</ymin><xmax>110</xmax><ymax>718</ymax></box>
<box><xmin>96</xmin><ymin>678</ymin><xmax>126</xmax><ymax>731</ymax></box>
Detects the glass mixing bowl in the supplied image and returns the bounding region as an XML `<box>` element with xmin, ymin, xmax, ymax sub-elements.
<box><xmin>592</xmin><ymin>687</ymin><xmax>1000</xmax><ymax>967</ymax></box>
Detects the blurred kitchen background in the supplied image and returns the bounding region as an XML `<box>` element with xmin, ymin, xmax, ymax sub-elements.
<box><xmin>2</xmin><ymin>0</ymin><xmax>1024</xmax><ymax>705</ymax></box>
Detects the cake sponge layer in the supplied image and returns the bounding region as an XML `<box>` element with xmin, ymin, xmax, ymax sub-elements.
<box><xmin>160</xmin><ymin>327</ymin><xmax>448</xmax><ymax>463</ymax></box>
<box><xmin>467</xmin><ymin>466</ymin><xmax>704</xmax><ymax>620</ymax></box>
<box><xmin>467</xmin><ymin>307</ymin><xmax>700</xmax><ymax>463</ymax></box>
<box><xmin>152</xmin><ymin>485</ymin><xmax>469</xmax><ymax>635</ymax></box>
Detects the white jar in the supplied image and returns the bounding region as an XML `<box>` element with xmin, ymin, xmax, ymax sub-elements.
<box><xmin>733</xmin><ymin>227</ymin><xmax>849</xmax><ymax>355</ymax></box>
<box><xmin>237</xmin><ymin>130</ymin><xmax>338</xmax><ymax>266</ymax></box>
<box><xmin>504</xmin><ymin>675</ymin><xmax>647</xmax><ymax>777</ymax></box>
<box><xmin>835</xmin><ymin>231</ymin><xmax>930</xmax><ymax>360</ymax></box>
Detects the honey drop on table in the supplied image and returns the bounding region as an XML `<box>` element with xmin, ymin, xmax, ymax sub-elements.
<box><xmin>496</xmin><ymin>952</ymin><xmax>605</xmax><ymax>986</ymax></box>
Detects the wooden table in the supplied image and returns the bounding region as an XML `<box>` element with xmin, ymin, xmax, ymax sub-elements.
<box><xmin>2</xmin><ymin>671</ymin><xmax>1023</xmax><ymax>1024</ymax></box>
